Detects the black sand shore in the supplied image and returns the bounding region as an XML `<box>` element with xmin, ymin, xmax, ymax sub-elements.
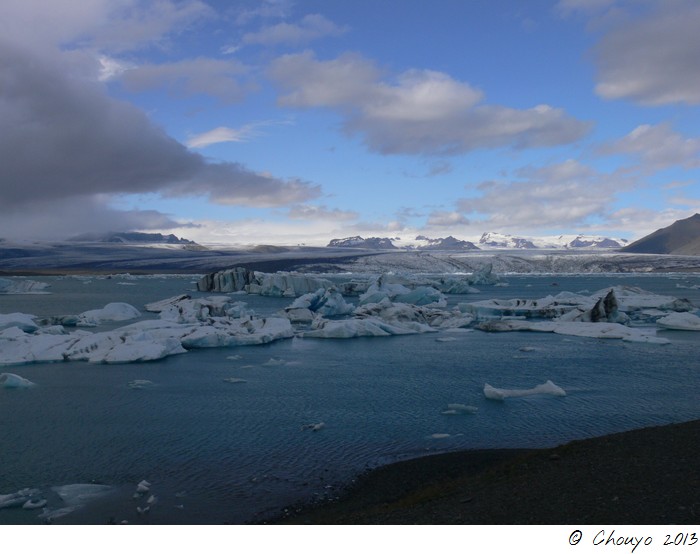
<box><xmin>271</xmin><ymin>420</ymin><xmax>700</xmax><ymax>525</ymax></box>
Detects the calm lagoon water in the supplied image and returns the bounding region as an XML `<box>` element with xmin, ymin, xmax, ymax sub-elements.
<box><xmin>1</xmin><ymin>273</ymin><xmax>699</xmax><ymax>524</ymax></box>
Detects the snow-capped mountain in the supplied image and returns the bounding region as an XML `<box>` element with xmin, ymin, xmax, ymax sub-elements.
<box><xmin>479</xmin><ymin>232</ymin><xmax>628</xmax><ymax>250</ymax></box>
<box><xmin>411</xmin><ymin>235</ymin><xmax>480</xmax><ymax>251</ymax></box>
<box><xmin>479</xmin><ymin>232</ymin><xmax>537</xmax><ymax>249</ymax></box>
<box><xmin>327</xmin><ymin>236</ymin><xmax>398</xmax><ymax>249</ymax></box>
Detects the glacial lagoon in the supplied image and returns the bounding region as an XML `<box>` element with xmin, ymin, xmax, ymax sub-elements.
<box><xmin>1</xmin><ymin>272</ymin><xmax>699</xmax><ymax>524</ymax></box>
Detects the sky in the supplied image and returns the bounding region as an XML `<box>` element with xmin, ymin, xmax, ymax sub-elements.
<box><xmin>1</xmin><ymin>0</ymin><xmax>700</xmax><ymax>246</ymax></box>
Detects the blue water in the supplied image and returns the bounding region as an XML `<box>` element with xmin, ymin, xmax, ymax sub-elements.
<box><xmin>1</xmin><ymin>273</ymin><xmax>699</xmax><ymax>524</ymax></box>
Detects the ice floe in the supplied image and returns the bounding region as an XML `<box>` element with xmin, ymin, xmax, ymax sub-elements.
<box><xmin>0</xmin><ymin>278</ymin><xmax>49</xmax><ymax>294</ymax></box>
<box><xmin>77</xmin><ymin>302</ymin><xmax>142</xmax><ymax>326</ymax></box>
<box><xmin>441</xmin><ymin>403</ymin><xmax>478</xmax><ymax>415</ymax></box>
<box><xmin>197</xmin><ymin>267</ymin><xmax>333</xmax><ymax>297</ymax></box>
<box><xmin>301</xmin><ymin>422</ymin><xmax>325</xmax><ymax>431</ymax></box>
<box><xmin>0</xmin><ymin>372</ymin><xmax>35</xmax><ymax>388</ymax></box>
<box><xmin>0</xmin><ymin>488</ymin><xmax>42</xmax><ymax>509</ymax></box>
<box><xmin>0</xmin><ymin>313</ymin><xmax>39</xmax><ymax>333</ymax></box>
<box><xmin>656</xmin><ymin>312</ymin><xmax>700</xmax><ymax>331</ymax></box>
<box><xmin>284</xmin><ymin>288</ymin><xmax>355</xmax><ymax>319</ymax></box>
<box><xmin>484</xmin><ymin>380</ymin><xmax>566</xmax><ymax>400</ymax></box>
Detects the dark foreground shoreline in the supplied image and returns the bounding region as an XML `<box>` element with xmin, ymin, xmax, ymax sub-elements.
<box><xmin>269</xmin><ymin>420</ymin><xmax>700</xmax><ymax>525</ymax></box>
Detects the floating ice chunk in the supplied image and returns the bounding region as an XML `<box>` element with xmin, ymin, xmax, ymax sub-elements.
<box><xmin>42</xmin><ymin>483</ymin><xmax>113</xmax><ymax>519</ymax></box>
<box><xmin>0</xmin><ymin>372</ymin><xmax>35</xmax><ymax>388</ymax></box>
<box><xmin>0</xmin><ymin>488</ymin><xmax>42</xmax><ymax>509</ymax></box>
<box><xmin>476</xmin><ymin>319</ymin><xmax>670</xmax><ymax>344</ymax></box>
<box><xmin>484</xmin><ymin>380</ymin><xmax>566</xmax><ymax>401</ymax></box>
<box><xmin>78</xmin><ymin>303</ymin><xmax>141</xmax><ymax>326</ymax></box>
<box><xmin>301</xmin><ymin>422</ymin><xmax>325</xmax><ymax>431</ymax></box>
<box><xmin>436</xmin><ymin>337</ymin><xmax>457</xmax><ymax>342</ymax></box>
<box><xmin>359</xmin><ymin>277</ymin><xmax>446</xmax><ymax>307</ymax></box>
<box><xmin>287</xmin><ymin>288</ymin><xmax>355</xmax><ymax>317</ymax></box>
<box><xmin>429</xmin><ymin>433</ymin><xmax>451</xmax><ymax>439</ymax></box>
<box><xmin>302</xmin><ymin>316</ymin><xmax>421</xmax><ymax>339</ymax></box>
<box><xmin>128</xmin><ymin>380</ymin><xmax>155</xmax><ymax>389</ymax></box>
<box><xmin>136</xmin><ymin>480</ymin><xmax>151</xmax><ymax>493</ymax></box>
<box><xmin>519</xmin><ymin>346</ymin><xmax>537</xmax><ymax>352</ymax></box>
<box><xmin>657</xmin><ymin>312</ymin><xmax>700</xmax><ymax>331</ymax></box>
<box><xmin>263</xmin><ymin>357</ymin><xmax>286</xmax><ymax>366</ymax></box>
<box><xmin>441</xmin><ymin>403</ymin><xmax>478</xmax><ymax>415</ymax></box>
<box><xmin>22</xmin><ymin>498</ymin><xmax>47</xmax><ymax>510</ymax></box>
<box><xmin>258</xmin><ymin>273</ymin><xmax>333</xmax><ymax>298</ymax></box>
<box><xmin>469</xmin><ymin>263</ymin><xmax>501</xmax><ymax>285</ymax></box>
<box><xmin>0</xmin><ymin>278</ymin><xmax>50</xmax><ymax>294</ymax></box>
<box><xmin>223</xmin><ymin>377</ymin><xmax>247</xmax><ymax>384</ymax></box>
<box><xmin>226</xmin><ymin>355</ymin><xmax>242</xmax><ymax>360</ymax></box>
<box><xmin>144</xmin><ymin>294</ymin><xmax>191</xmax><ymax>313</ymax></box>
<box><xmin>0</xmin><ymin>313</ymin><xmax>39</xmax><ymax>333</ymax></box>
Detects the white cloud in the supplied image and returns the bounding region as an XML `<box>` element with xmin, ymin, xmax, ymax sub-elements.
<box><xmin>187</xmin><ymin>125</ymin><xmax>257</xmax><ymax>148</ymax></box>
<box><xmin>457</xmin><ymin>160</ymin><xmax>634</xmax><ymax>230</ymax></box>
<box><xmin>119</xmin><ymin>58</ymin><xmax>251</xmax><ymax>104</ymax></box>
<box><xmin>269</xmin><ymin>51</ymin><xmax>590</xmax><ymax>156</ymax></box>
<box><xmin>0</xmin><ymin>0</ymin><xmax>214</xmax><ymax>54</ymax></box>
<box><xmin>426</xmin><ymin>211</ymin><xmax>470</xmax><ymax>227</ymax></box>
<box><xmin>600</xmin><ymin>123</ymin><xmax>700</xmax><ymax>169</ymax></box>
<box><xmin>186</xmin><ymin>119</ymin><xmax>292</xmax><ymax>148</ymax></box>
<box><xmin>242</xmin><ymin>14</ymin><xmax>347</xmax><ymax>46</ymax></box>
<box><xmin>594</xmin><ymin>1</ymin><xmax>700</xmax><ymax>105</ymax></box>
<box><xmin>287</xmin><ymin>205</ymin><xmax>359</xmax><ymax>221</ymax></box>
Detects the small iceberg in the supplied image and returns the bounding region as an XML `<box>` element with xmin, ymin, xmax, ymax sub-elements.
<box><xmin>0</xmin><ymin>372</ymin><xmax>36</xmax><ymax>389</ymax></box>
<box><xmin>128</xmin><ymin>380</ymin><xmax>155</xmax><ymax>390</ymax></box>
<box><xmin>223</xmin><ymin>377</ymin><xmax>247</xmax><ymax>384</ymax></box>
<box><xmin>441</xmin><ymin>403</ymin><xmax>478</xmax><ymax>415</ymax></box>
<box><xmin>484</xmin><ymin>380</ymin><xmax>566</xmax><ymax>401</ymax></box>
<box><xmin>301</xmin><ymin>422</ymin><xmax>325</xmax><ymax>431</ymax></box>
<box><xmin>0</xmin><ymin>488</ymin><xmax>42</xmax><ymax>509</ymax></box>
<box><xmin>657</xmin><ymin>312</ymin><xmax>700</xmax><ymax>331</ymax></box>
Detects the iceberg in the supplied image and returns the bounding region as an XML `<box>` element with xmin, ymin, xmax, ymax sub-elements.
<box><xmin>77</xmin><ymin>302</ymin><xmax>142</xmax><ymax>326</ymax></box>
<box><xmin>0</xmin><ymin>313</ymin><xmax>39</xmax><ymax>333</ymax></box>
<box><xmin>441</xmin><ymin>403</ymin><xmax>478</xmax><ymax>415</ymax></box>
<box><xmin>197</xmin><ymin>267</ymin><xmax>333</xmax><ymax>297</ymax></box>
<box><xmin>302</xmin><ymin>315</ymin><xmax>422</xmax><ymax>339</ymax></box>
<box><xmin>144</xmin><ymin>294</ymin><xmax>191</xmax><ymax>313</ymax></box>
<box><xmin>0</xmin><ymin>278</ymin><xmax>49</xmax><ymax>294</ymax></box>
<box><xmin>359</xmin><ymin>276</ymin><xmax>446</xmax><ymax>307</ymax></box>
<box><xmin>286</xmin><ymin>288</ymin><xmax>355</xmax><ymax>318</ymax></box>
<box><xmin>476</xmin><ymin>319</ymin><xmax>670</xmax><ymax>344</ymax></box>
<box><xmin>484</xmin><ymin>380</ymin><xmax>566</xmax><ymax>400</ymax></box>
<box><xmin>0</xmin><ymin>372</ymin><xmax>36</xmax><ymax>388</ymax></box>
<box><xmin>0</xmin><ymin>488</ymin><xmax>42</xmax><ymax>509</ymax></box>
<box><xmin>656</xmin><ymin>312</ymin><xmax>700</xmax><ymax>331</ymax></box>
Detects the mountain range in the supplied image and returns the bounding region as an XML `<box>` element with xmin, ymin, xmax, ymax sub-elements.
<box><xmin>326</xmin><ymin>233</ymin><xmax>630</xmax><ymax>251</ymax></box>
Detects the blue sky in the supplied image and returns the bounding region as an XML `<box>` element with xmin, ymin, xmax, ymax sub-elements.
<box><xmin>1</xmin><ymin>0</ymin><xmax>699</xmax><ymax>245</ymax></box>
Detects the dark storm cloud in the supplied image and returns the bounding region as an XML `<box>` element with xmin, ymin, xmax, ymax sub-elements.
<box><xmin>0</xmin><ymin>41</ymin><xmax>319</xmax><ymax>213</ymax></box>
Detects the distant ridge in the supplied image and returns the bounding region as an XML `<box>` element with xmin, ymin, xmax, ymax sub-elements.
<box><xmin>412</xmin><ymin>235</ymin><xmax>480</xmax><ymax>251</ymax></box>
<box><xmin>327</xmin><ymin>236</ymin><xmax>397</xmax><ymax>249</ymax></box>
<box><xmin>622</xmin><ymin>214</ymin><xmax>700</xmax><ymax>255</ymax></box>
<box><xmin>69</xmin><ymin>232</ymin><xmax>197</xmax><ymax>245</ymax></box>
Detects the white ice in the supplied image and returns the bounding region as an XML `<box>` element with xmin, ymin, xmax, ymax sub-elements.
<box><xmin>77</xmin><ymin>302</ymin><xmax>142</xmax><ymax>326</ymax></box>
<box><xmin>0</xmin><ymin>278</ymin><xmax>50</xmax><ymax>294</ymax></box>
<box><xmin>484</xmin><ymin>380</ymin><xmax>566</xmax><ymax>400</ymax></box>
<box><xmin>0</xmin><ymin>372</ymin><xmax>35</xmax><ymax>388</ymax></box>
<box><xmin>656</xmin><ymin>312</ymin><xmax>700</xmax><ymax>331</ymax></box>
